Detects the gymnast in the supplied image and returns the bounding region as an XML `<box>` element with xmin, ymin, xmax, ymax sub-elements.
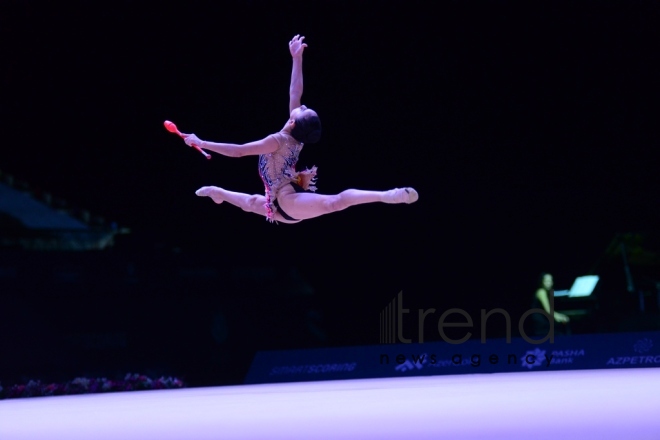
<box><xmin>180</xmin><ymin>34</ymin><xmax>419</xmax><ymax>224</ymax></box>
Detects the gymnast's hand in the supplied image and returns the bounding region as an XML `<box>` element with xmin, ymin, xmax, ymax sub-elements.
<box><xmin>289</xmin><ymin>34</ymin><xmax>307</xmax><ymax>58</ymax></box>
<box><xmin>184</xmin><ymin>133</ymin><xmax>203</xmax><ymax>148</ymax></box>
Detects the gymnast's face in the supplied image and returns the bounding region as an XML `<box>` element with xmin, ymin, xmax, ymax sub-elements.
<box><xmin>541</xmin><ymin>274</ymin><xmax>553</xmax><ymax>291</ymax></box>
<box><xmin>290</xmin><ymin>105</ymin><xmax>317</xmax><ymax>122</ymax></box>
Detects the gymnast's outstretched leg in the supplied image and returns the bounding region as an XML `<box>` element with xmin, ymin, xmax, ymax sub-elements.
<box><xmin>276</xmin><ymin>185</ymin><xmax>418</xmax><ymax>221</ymax></box>
<box><xmin>196</xmin><ymin>186</ymin><xmax>267</xmax><ymax>215</ymax></box>
<box><xmin>195</xmin><ymin>186</ymin><xmax>301</xmax><ymax>224</ymax></box>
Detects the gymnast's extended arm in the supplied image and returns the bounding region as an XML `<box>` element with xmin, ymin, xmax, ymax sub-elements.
<box><xmin>288</xmin><ymin>34</ymin><xmax>307</xmax><ymax>114</ymax></box>
<box><xmin>183</xmin><ymin>133</ymin><xmax>278</xmax><ymax>157</ymax></box>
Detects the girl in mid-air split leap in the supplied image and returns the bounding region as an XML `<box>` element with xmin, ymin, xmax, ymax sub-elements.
<box><xmin>179</xmin><ymin>34</ymin><xmax>419</xmax><ymax>224</ymax></box>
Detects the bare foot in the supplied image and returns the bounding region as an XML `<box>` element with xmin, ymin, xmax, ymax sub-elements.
<box><xmin>383</xmin><ymin>187</ymin><xmax>419</xmax><ymax>204</ymax></box>
<box><xmin>196</xmin><ymin>186</ymin><xmax>224</xmax><ymax>204</ymax></box>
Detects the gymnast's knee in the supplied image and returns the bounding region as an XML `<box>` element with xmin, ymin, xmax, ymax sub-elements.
<box><xmin>326</xmin><ymin>194</ymin><xmax>348</xmax><ymax>212</ymax></box>
<box><xmin>243</xmin><ymin>195</ymin><xmax>262</xmax><ymax>212</ymax></box>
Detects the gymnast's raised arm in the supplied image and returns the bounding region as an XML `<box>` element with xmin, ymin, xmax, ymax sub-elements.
<box><xmin>288</xmin><ymin>34</ymin><xmax>307</xmax><ymax>114</ymax></box>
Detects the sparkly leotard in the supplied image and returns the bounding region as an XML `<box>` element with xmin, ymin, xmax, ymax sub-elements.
<box><xmin>258</xmin><ymin>131</ymin><xmax>317</xmax><ymax>222</ymax></box>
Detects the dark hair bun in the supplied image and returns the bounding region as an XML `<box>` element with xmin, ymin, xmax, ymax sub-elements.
<box><xmin>302</xmin><ymin>129</ymin><xmax>321</xmax><ymax>144</ymax></box>
<box><xmin>291</xmin><ymin>114</ymin><xmax>322</xmax><ymax>144</ymax></box>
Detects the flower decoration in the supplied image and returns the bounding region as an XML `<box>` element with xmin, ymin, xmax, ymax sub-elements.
<box><xmin>0</xmin><ymin>374</ymin><xmax>185</xmax><ymax>400</ymax></box>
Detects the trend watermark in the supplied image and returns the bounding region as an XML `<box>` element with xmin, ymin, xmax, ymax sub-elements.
<box><xmin>379</xmin><ymin>291</ymin><xmax>555</xmax><ymax>345</ymax></box>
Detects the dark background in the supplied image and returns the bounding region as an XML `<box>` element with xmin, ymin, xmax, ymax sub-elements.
<box><xmin>1</xmin><ymin>0</ymin><xmax>659</xmax><ymax>386</ymax></box>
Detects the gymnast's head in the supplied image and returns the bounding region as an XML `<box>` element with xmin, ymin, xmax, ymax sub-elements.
<box><xmin>289</xmin><ymin>105</ymin><xmax>321</xmax><ymax>144</ymax></box>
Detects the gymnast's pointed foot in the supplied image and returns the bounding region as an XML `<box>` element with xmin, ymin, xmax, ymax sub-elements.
<box><xmin>196</xmin><ymin>186</ymin><xmax>224</xmax><ymax>204</ymax></box>
<box><xmin>383</xmin><ymin>187</ymin><xmax>419</xmax><ymax>204</ymax></box>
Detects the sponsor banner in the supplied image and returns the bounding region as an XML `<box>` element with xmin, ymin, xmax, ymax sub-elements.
<box><xmin>244</xmin><ymin>331</ymin><xmax>660</xmax><ymax>384</ymax></box>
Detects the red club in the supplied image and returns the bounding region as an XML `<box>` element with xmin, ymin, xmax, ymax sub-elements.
<box><xmin>164</xmin><ymin>120</ymin><xmax>211</xmax><ymax>159</ymax></box>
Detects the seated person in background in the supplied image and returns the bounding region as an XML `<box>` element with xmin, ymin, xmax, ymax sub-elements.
<box><xmin>531</xmin><ymin>273</ymin><xmax>570</xmax><ymax>336</ymax></box>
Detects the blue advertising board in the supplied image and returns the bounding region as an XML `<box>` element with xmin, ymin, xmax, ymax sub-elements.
<box><xmin>245</xmin><ymin>331</ymin><xmax>660</xmax><ymax>384</ymax></box>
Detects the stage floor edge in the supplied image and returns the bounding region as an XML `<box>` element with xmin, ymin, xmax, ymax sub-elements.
<box><xmin>1</xmin><ymin>367</ymin><xmax>659</xmax><ymax>439</ymax></box>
